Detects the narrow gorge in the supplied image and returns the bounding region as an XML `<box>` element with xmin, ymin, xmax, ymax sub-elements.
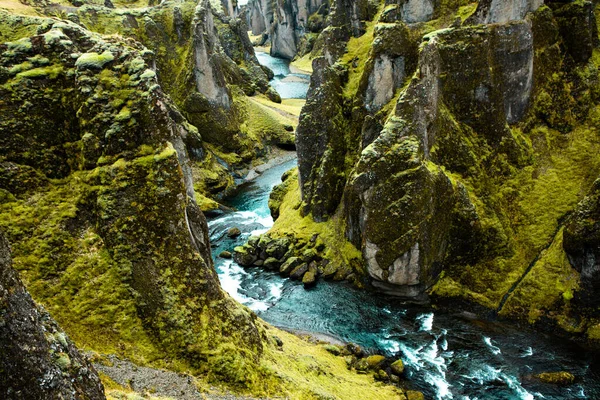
<box><xmin>1</xmin><ymin>0</ymin><xmax>600</xmax><ymax>399</ymax></box>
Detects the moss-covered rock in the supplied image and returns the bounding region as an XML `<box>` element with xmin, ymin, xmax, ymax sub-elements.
<box><xmin>287</xmin><ymin>0</ymin><xmax>600</xmax><ymax>341</ymax></box>
<box><xmin>0</xmin><ymin>232</ymin><xmax>106</xmax><ymax>400</ymax></box>
<box><xmin>535</xmin><ymin>371</ymin><xmax>576</xmax><ymax>385</ymax></box>
<box><xmin>390</xmin><ymin>358</ymin><xmax>404</xmax><ymax>375</ymax></box>
<box><xmin>0</xmin><ymin>15</ymin><xmax>264</xmax><ymax>387</ymax></box>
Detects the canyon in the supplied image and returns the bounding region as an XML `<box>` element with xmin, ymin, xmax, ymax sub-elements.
<box><xmin>1</xmin><ymin>0</ymin><xmax>600</xmax><ymax>399</ymax></box>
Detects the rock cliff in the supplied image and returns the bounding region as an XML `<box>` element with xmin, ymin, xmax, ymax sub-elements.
<box><xmin>0</xmin><ymin>232</ymin><xmax>106</xmax><ymax>399</ymax></box>
<box><xmin>247</xmin><ymin>0</ymin><xmax>329</xmax><ymax>59</ymax></box>
<box><xmin>0</xmin><ymin>14</ymin><xmax>264</xmax><ymax>383</ymax></box>
<box><xmin>287</xmin><ymin>0</ymin><xmax>600</xmax><ymax>339</ymax></box>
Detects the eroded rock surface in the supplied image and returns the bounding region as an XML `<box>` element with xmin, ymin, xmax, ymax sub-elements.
<box><xmin>0</xmin><ymin>14</ymin><xmax>263</xmax><ymax>379</ymax></box>
<box><xmin>0</xmin><ymin>233</ymin><xmax>106</xmax><ymax>400</ymax></box>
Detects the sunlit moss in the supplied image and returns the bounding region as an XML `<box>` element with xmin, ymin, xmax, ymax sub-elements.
<box><xmin>269</xmin><ymin>169</ymin><xmax>365</xmax><ymax>278</ymax></box>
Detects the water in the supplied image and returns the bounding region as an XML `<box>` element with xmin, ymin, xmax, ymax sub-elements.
<box><xmin>208</xmin><ymin>157</ymin><xmax>600</xmax><ymax>400</ymax></box>
<box><xmin>255</xmin><ymin>51</ymin><xmax>310</xmax><ymax>99</ymax></box>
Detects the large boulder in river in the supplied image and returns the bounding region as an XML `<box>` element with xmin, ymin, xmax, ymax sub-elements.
<box><xmin>0</xmin><ymin>233</ymin><xmax>106</xmax><ymax>399</ymax></box>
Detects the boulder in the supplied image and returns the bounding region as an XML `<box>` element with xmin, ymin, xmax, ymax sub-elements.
<box><xmin>234</xmin><ymin>245</ymin><xmax>258</xmax><ymax>266</ymax></box>
<box><xmin>390</xmin><ymin>359</ymin><xmax>405</xmax><ymax>375</ymax></box>
<box><xmin>365</xmin><ymin>354</ymin><xmax>386</xmax><ymax>369</ymax></box>
<box><xmin>374</xmin><ymin>369</ymin><xmax>389</xmax><ymax>382</ymax></box>
<box><xmin>219</xmin><ymin>250</ymin><xmax>232</xmax><ymax>258</ymax></box>
<box><xmin>407</xmin><ymin>391</ymin><xmax>425</xmax><ymax>400</ymax></box>
<box><xmin>280</xmin><ymin>256</ymin><xmax>302</xmax><ymax>276</ymax></box>
<box><xmin>263</xmin><ymin>257</ymin><xmax>281</xmax><ymax>270</ymax></box>
<box><xmin>302</xmin><ymin>270</ymin><xmax>317</xmax><ymax>287</ymax></box>
<box><xmin>227</xmin><ymin>227</ymin><xmax>242</xmax><ymax>238</ymax></box>
<box><xmin>290</xmin><ymin>263</ymin><xmax>309</xmax><ymax>280</ymax></box>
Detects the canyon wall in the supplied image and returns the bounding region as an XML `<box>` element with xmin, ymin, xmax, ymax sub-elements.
<box><xmin>0</xmin><ymin>13</ymin><xmax>265</xmax><ymax>384</ymax></box>
<box><xmin>289</xmin><ymin>0</ymin><xmax>600</xmax><ymax>338</ymax></box>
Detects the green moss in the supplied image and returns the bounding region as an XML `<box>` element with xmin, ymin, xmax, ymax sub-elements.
<box><xmin>17</xmin><ymin>65</ymin><xmax>63</xmax><ymax>79</ymax></box>
<box><xmin>0</xmin><ymin>175</ymin><xmax>163</xmax><ymax>364</ymax></box>
<box><xmin>269</xmin><ymin>169</ymin><xmax>365</xmax><ymax>278</ymax></box>
<box><xmin>340</xmin><ymin>6</ymin><xmax>383</xmax><ymax>99</ymax></box>
<box><xmin>194</xmin><ymin>192</ymin><xmax>219</xmax><ymax>212</ymax></box>
<box><xmin>75</xmin><ymin>51</ymin><xmax>115</xmax><ymax>70</ymax></box>
<box><xmin>499</xmin><ymin>228</ymin><xmax>579</xmax><ymax>323</ymax></box>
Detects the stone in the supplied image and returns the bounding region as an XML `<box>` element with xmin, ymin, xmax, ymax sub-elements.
<box><xmin>302</xmin><ymin>270</ymin><xmax>317</xmax><ymax>287</ymax></box>
<box><xmin>365</xmin><ymin>355</ymin><xmax>386</xmax><ymax>369</ymax></box>
<box><xmin>321</xmin><ymin>261</ymin><xmax>338</xmax><ymax>280</ymax></box>
<box><xmin>535</xmin><ymin>371</ymin><xmax>575</xmax><ymax>385</ymax></box>
<box><xmin>302</xmin><ymin>248</ymin><xmax>318</xmax><ymax>262</ymax></box>
<box><xmin>234</xmin><ymin>245</ymin><xmax>257</xmax><ymax>266</ymax></box>
<box><xmin>406</xmin><ymin>391</ymin><xmax>425</xmax><ymax>400</ymax></box>
<box><xmin>263</xmin><ymin>257</ymin><xmax>281</xmax><ymax>270</ymax></box>
<box><xmin>346</xmin><ymin>343</ymin><xmax>364</xmax><ymax>357</ymax></box>
<box><xmin>290</xmin><ymin>263</ymin><xmax>309</xmax><ymax>280</ymax></box>
<box><xmin>374</xmin><ymin>369</ymin><xmax>389</xmax><ymax>382</ymax></box>
<box><xmin>355</xmin><ymin>358</ymin><xmax>370</xmax><ymax>372</ymax></box>
<box><xmin>227</xmin><ymin>227</ymin><xmax>242</xmax><ymax>238</ymax></box>
<box><xmin>253</xmin><ymin>259</ymin><xmax>264</xmax><ymax>267</ymax></box>
<box><xmin>280</xmin><ymin>256</ymin><xmax>302</xmax><ymax>276</ymax></box>
<box><xmin>390</xmin><ymin>359</ymin><xmax>405</xmax><ymax>375</ymax></box>
<box><xmin>219</xmin><ymin>250</ymin><xmax>232</xmax><ymax>258</ymax></box>
<box><xmin>265</xmin><ymin>237</ymin><xmax>291</xmax><ymax>260</ymax></box>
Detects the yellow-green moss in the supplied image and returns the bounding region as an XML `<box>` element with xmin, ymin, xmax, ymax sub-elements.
<box><xmin>432</xmin><ymin>110</ymin><xmax>600</xmax><ymax>310</ymax></box>
<box><xmin>0</xmin><ymin>173</ymin><xmax>164</xmax><ymax>366</ymax></box>
<box><xmin>499</xmin><ymin>228</ymin><xmax>580</xmax><ymax>323</ymax></box>
<box><xmin>269</xmin><ymin>169</ymin><xmax>365</xmax><ymax>277</ymax></box>
<box><xmin>262</xmin><ymin>326</ymin><xmax>406</xmax><ymax>399</ymax></box>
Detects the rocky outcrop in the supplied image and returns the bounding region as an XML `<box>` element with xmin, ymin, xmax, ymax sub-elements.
<box><xmin>0</xmin><ymin>233</ymin><xmax>106</xmax><ymax>399</ymax></box>
<box><xmin>247</xmin><ymin>0</ymin><xmax>328</xmax><ymax>59</ymax></box>
<box><xmin>564</xmin><ymin>179</ymin><xmax>600</xmax><ymax>309</ymax></box>
<box><xmin>75</xmin><ymin>0</ymin><xmax>282</xmax><ymax>158</ymax></box>
<box><xmin>290</xmin><ymin>0</ymin><xmax>600</xmax><ymax>341</ymax></box>
<box><xmin>0</xmin><ymin>14</ymin><xmax>263</xmax><ymax>381</ymax></box>
<box><xmin>468</xmin><ymin>0</ymin><xmax>544</xmax><ymax>24</ymax></box>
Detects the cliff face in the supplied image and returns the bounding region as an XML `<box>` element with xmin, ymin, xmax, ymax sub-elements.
<box><xmin>247</xmin><ymin>0</ymin><xmax>328</xmax><ymax>58</ymax></box>
<box><xmin>0</xmin><ymin>14</ymin><xmax>264</xmax><ymax>382</ymax></box>
<box><xmin>0</xmin><ymin>232</ymin><xmax>106</xmax><ymax>399</ymax></box>
<box><xmin>292</xmin><ymin>0</ymin><xmax>600</xmax><ymax>337</ymax></box>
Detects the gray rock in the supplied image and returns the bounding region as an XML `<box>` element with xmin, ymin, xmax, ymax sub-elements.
<box><xmin>290</xmin><ymin>263</ymin><xmax>309</xmax><ymax>280</ymax></box>
<box><xmin>280</xmin><ymin>256</ymin><xmax>302</xmax><ymax>276</ymax></box>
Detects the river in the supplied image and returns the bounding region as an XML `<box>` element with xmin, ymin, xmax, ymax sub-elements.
<box><xmin>206</xmin><ymin>53</ymin><xmax>600</xmax><ymax>400</ymax></box>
